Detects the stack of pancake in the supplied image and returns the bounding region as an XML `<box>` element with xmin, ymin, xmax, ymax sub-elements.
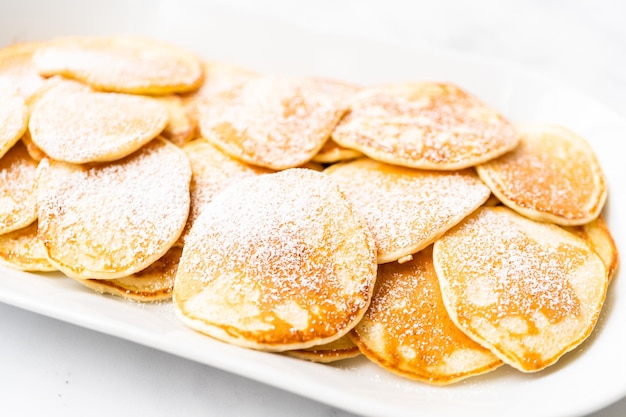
<box><xmin>0</xmin><ymin>36</ymin><xmax>618</xmax><ymax>384</ymax></box>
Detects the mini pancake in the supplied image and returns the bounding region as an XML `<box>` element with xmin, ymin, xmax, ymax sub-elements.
<box><xmin>352</xmin><ymin>246</ymin><xmax>502</xmax><ymax>384</ymax></box>
<box><xmin>33</xmin><ymin>36</ymin><xmax>204</xmax><ymax>95</ymax></box>
<box><xmin>476</xmin><ymin>124</ymin><xmax>607</xmax><ymax>226</ymax></box>
<box><xmin>155</xmin><ymin>95</ymin><xmax>195</xmax><ymax>146</ymax></box>
<box><xmin>283</xmin><ymin>334</ymin><xmax>361</xmax><ymax>363</ymax></box>
<box><xmin>325</xmin><ymin>158</ymin><xmax>491</xmax><ymax>263</ymax></box>
<box><xmin>72</xmin><ymin>246</ymin><xmax>182</xmax><ymax>302</ymax></box>
<box><xmin>29</xmin><ymin>87</ymin><xmax>169</xmax><ymax>163</ymax></box>
<box><xmin>198</xmin><ymin>75</ymin><xmax>350</xmax><ymax>170</ymax></box>
<box><xmin>182</xmin><ymin>61</ymin><xmax>258</xmax><ymax>139</ymax></box>
<box><xmin>331</xmin><ymin>81</ymin><xmax>519</xmax><ymax>170</ymax></box>
<box><xmin>563</xmin><ymin>216</ymin><xmax>619</xmax><ymax>281</ymax></box>
<box><xmin>179</xmin><ymin>139</ymin><xmax>271</xmax><ymax>244</ymax></box>
<box><xmin>36</xmin><ymin>137</ymin><xmax>191</xmax><ymax>279</ymax></box>
<box><xmin>174</xmin><ymin>168</ymin><xmax>377</xmax><ymax>351</ymax></box>
<box><xmin>0</xmin><ymin>221</ymin><xmax>55</xmax><ymax>272</ymax></box>
<box><xmin>0</xmin><ymin>42</ymin><xmax>47</xmax><ymax>100</ymax></box>
<box><xmin>433</xmin><ymin>206</ymin><xmax>608</xmax><ymax>372</ymax></box>
<box><xmin>0</xmin><ymin>141</ymin><xmax>38</xmax><ymax>234</ymax></box>
<box><xmin>312</xmin><ymin>139</ymin><xmax>363</xmax><ymax>164</ymax></box>
<box><xmin>0</xmin><ymin>93</ymin><xmax>28</xmax><ymax>159</ymax></box>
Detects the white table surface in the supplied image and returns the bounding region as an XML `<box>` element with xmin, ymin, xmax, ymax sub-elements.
<box><xmin>1</xmin><ymin>1</ymin><xmax>625</xmax><ymax>416</ymax></box>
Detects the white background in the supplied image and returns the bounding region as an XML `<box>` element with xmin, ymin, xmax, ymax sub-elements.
<box><xmin>1</xmin><ymin>1</ymin><xmax>624</xmax><ymax>416</ymax></box>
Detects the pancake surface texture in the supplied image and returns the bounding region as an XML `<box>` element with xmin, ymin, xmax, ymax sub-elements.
<box><xmin>326</xmin><ymin>158</ymin><xmax>491</xmax><ymax>263</ymax></box>
<box><xmin>29</xmin><ymin>88</ymin><xmax>169</xmax><ymax>163</ymax></box>
<box><xmin>476</xmin><ymin>124</ymin><xmax>606</xmax><ymax>226</ymax></box>
<box><xmin>174</xmin><ymin>168</ymin><xmax>377</xmax><ymax>351</ymax></box>
<box><xmin>198</xmin><ymin>76</ymin><xmax>350</xmax><ymax>169</ymax></box>
<box><xmin>33</xmin><ymin>36</ymin><xmax>204</xmax><ymax>95</ymax></box>
<box><xmin>433</xmin><ymin>206</ymin><xmax>608</xmax><ymax>372</ymax></box>
<box><xmin>352</xmin><ymin>245</ymin><xmax>502</xmax><ymax>384</ymax></box>
<box><xmin>0</xmin><ymin>221</ymin><xmax>55</xmax><ymax>271</ymax></box>
<box><xmin>36</xmin><ymin>138</ymin><xmax>191</xmax><ymax>279</ymax></box>
<box><xmin>0</xmin><ymin>94</ymin><xmax>28</xmax><ymax>159</ymax></box>
<box><xmin>331</xmin><ymin>81</ymin><xmax>519</xmax><ymax>170</ymax></box>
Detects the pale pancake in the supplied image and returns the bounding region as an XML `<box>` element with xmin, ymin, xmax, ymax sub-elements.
<box><xmin>563</xmin><ymin>216</ymin><xmax>619</xmax><ymax>281</ymax></box>
<box><xmin>433</xmin><ymin>206</ymin><xmax>608</xmax><ymax>372</ymax></box>
<box><xmin>29</xmin><ymin>88</ymin><xmax>169</xmax><ymax>163</ymax></box>
<box><xmin>33</xmin><ymin>36</ymin><xmax>204</xmax><ymax>95</ymax></box>
<box><xmin>18</xmin><ymin>131</ymin><xmax>46</xmax><ymax>162</ymax></box>
<box><xmin>155</xmin><ymin>95</ymin><xmax>195</xmax><ymax>146</ymax></box>
<box><xmin>312</xmin><ymin>139</ymin><xmax>363</xmax><ymax>164</ymax></box>
<box><xmin>198</xmin><ymin>75</ymin><xmax>350</xmax><ymax>170</ymax></box>
<box><xmin>0</xmin><ymin>42</ymin><xmax>47</xmax><ymax>100</ymax></box>
<box><xmin>0</xmin><ymin>93</ymin><xmax>28</xmax><ymax>159</ymax></box>
<box><xmin>72</xmin><ymin>246</ymin><xmax>182</xmax><ymax>302</ymax></box>
<box><xmin>179</xmin><ymin>139</ymin><xmax>271</xmax><ymax>244</ymax></box>
<box><xmin>331</xmin><ymin>81</ymin><xmax>519</xmax><ymax>170</ymax></box>
<box><xmin>174</xmin><ymin>168</ymin><xmax>377</xmax><ymax>351</ymax></box>
<box><xmin>352</xmin><ymin>246</ymin><xmax>502</xmax><ymax>384</ymax></box>
<box><xmin>325</xmin><ymin>158</ymin><xmax>491</xmax><ymax>263</ymax></box>
<box><xmin>182</xmin><ymin>60</ymin><xmax>257</xmax><ymax>138</ymax></box>
<box><xmin>283</xmin><ymin>334</ymin><xmax>361</xmax><ymax>363</ymax></box>
<box><xmin>0</xmin><ymin>141</ymin><xmax>38</xmax><ymax>234</ymax></box>
<box><xmin>0</xmin><ymin>221</ymin><xmax>55</xmax><ymax>272</ymax></box>
<box><xmin>476</xmin><ymin>124</ymin><xmax>606</xmax><ymax>226</ymax></box>
<box><xmin>36</xmin><ymin>137</ymin><xmax>191</xmax><ymax>279</ymax></box>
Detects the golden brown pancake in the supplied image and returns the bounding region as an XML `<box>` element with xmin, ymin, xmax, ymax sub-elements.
<box><xmin>0</xmin><ymin>221</ymin><xmax>55</xmax><ymax>272</ymax></box>
<box><xmin>283</xmin><ymin>334</ymin><xmax>361</xmax><ymax>363</ymax></box>
<box><xmin>155</xmin><ymin>95</ymin><xmax>196</xmax><ymax>146</ymax></box>
<box><xmin>312</xmin><ymin>139</ymin><xmax>363</xmax><ymax>164</ymax></box>
<box><xmin>563</xmin><ymin>216</ymin><xmax>619</xmax><ymax>281</ymax></box>
<box><xmin>352</xmin><ymin>246</ymin><xmax>502</xmax><ymax>384</ymax></box>
<box><xmin>433</xmin><ymin>206</ymin><xmax>608</xmax><ymax>372</ymax></box>
<box><xmin>0</xmin><ymin>141</ymin><xmax>38</xmax><ymax>234</ymax></box>
<box><xmin>29</xmin><ymin>87</ymin><xmax>169</xmax><ymax>163</ymax></box>
<box><xmin>331</xmin><ymin>81</ymin><xmax>519</xmax><ymax>170</ymax></box>
<box><xmin>174</xmin><ymin>168</ymin><xmax>377</xmax><ymax>351</ymax></box>
<box><xmin>72</xmin><ymin>246</ymin><xmax>182</xmax><ymax>302</ymax></box>
<box><xmin>198</xmin><ymin>75</ymin><xmax>350</xmax><ymax>170</ymax></box>
<box><xmin>36</xmin><ymin>137</ymin><xmax>191</xmax><ymax>279</ymax></box>
<box><xmin>476</xmin><ymin>124</ymin><xmax>606</xmax><ymax>226</ymax></box>
<box><xmin>179</xmin><ymin>139</ymin><xmax>271</xmax><ymax>244</ymax></box>
<box><xmin>33</xmin><ymin>36</ymin><xmax>204</xmax><ymax>95</ymax></box>
<box><xmin>0</xmin><ymin>93</ymin><xmax>28</xmax><ymax>159</ymax></box>
<box><xmin>325</xmin><ymin>158</ymin><xmax>491</xmax><ymax>263</ymax></box>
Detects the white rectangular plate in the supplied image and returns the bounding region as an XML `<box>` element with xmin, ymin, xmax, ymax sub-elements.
<box><xmin>1</xmin><ymin>1</ymin><xmax>625</xmax><ymax>416</ymax></box>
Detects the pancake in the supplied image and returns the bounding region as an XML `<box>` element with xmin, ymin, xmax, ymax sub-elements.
<box><xmin>0</xmin><ymin>221</ymin><xmax>55</xmax><ymax>272</ymax></box>
<box><xmin>476</xmin><ymin>124</ymin><xmax>607</xmax><ymax>226</ymax></box>
<box><xmin>0</xmin><ymin>141</ymin><xmax>39</xmax><ymax>234</ymax></box>
<box><xmin>563</xmin><ymin>216</ymin><xmax>619</xmax><ymax>281</ymax></box>
<box><xmin>33</xmin><ymin>36</ymin><xmax>204</xmax><ymax>95</ymax></box>
<box><xmin>331</xmin><ymin>81</ymin><xmax>519</xmax><ymax>170</ymax></box>
<box><xmin>312</xmin><ymin>139</ymin><xmax>363</xmax><ymax>164</ymax></box>
<box><xmin>0</xmin><ymin>41</ymin><xmax>47</xmax><ymax>100</ymax></box>
<box><xmin>29</xmin><ymin>87</ymin><xmax>169</xmax><ymax>163</ymax></box>
<box><xmin>179</xmin><ymin>139</ymin><xmax>271</xmax><ymax>245</ymax></box>
<box><xmin>433</xmin><ymin>206</ymin><xmax>608</xmax><ymax>372</ymax></box>
<box><xmin>198</xmin><ymin>75</ymin><xmax>350</xmax><ymax>170</ymax></box>
<box><xmin>0</xmin><ymin>93</ymin><xmax>28</xmax><ymax>159</ymax></box>
<box><xmin>352</xmin><ymin>246</ymin><xmax>502</xmax><ymax>384</ymax></box>
<box><xmin>36</xmin><ymin>137</ymin><xmax>191</xmax><ymax>279</ymax></box>
<box><xmin>155</xmin><ymin>95</ymin><xmax>196</xmax><ymax>146</ymax></box>
<box><xmin>325</xmin><ymin>158</ymin><xmax>491</xmax><ymax>263</ymax></box>
<box><xmin>174</xmin><ymin>168</ymin><xmax>377</xmax><ymax>351</ymax></box>
<box><xmin>72</xmin><ymin>246</ymin><xmax>182</xmax><ymax>302</ymax></box>
<box><xmin>283</xmin><ymin>334</ymin><xmax>361</xmax><ymax>363</ymax></box>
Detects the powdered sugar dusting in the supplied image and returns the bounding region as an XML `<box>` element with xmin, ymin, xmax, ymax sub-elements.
<box><xmin>198</xmin><ymin>76</ymin><xmax>350</xmax><ymax>169</ymax></box>
<box><xmin>36</xmin><ymin>138</ymin><xmax>191</xmax><ymax>278</ymax></box>
<box><xmin>176</xmin><ymin>168</ymin><xmax>377</xmax><ymax>347</ymax></box>
<box><xmin>326</xmin><ymin>158</ymin><xmax>490</xmax><ymax>262</ymax></box>
<box><xmin>0</xmin><ymin>141</ymin><xmax>38</xmax><ymax>233</ymax></box>
<box><xmin>332</xmin><ymin>82</ymin><xmax>519</xmax><ymax>170</ymax></box>
<box><xmin>29</xmin><ymin>89</ymin><xmax>169</xmax><ymax>163</ymax></box>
